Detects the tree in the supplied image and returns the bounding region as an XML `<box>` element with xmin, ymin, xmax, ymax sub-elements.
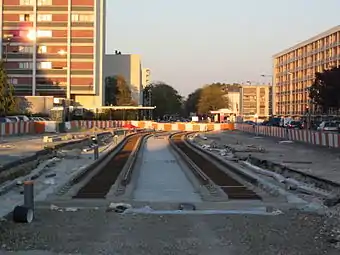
<box><xmin>309</xmin><ymin>66</ymin><xmax>340</xmax><ymax>113</ymax></box>
<box><xmin>104</xmin><ymin>75</ymin><xmax>135</xmax><ymax>106</ymax></box>
<box><xmin>145</xmin><ymin>82</ymin><xmax>182</xmax><ymax>119</ymax></box>
<box><xmin>197</xmin><ymin>83</ymin><xmax>230</xmax><ymax>114</ymax></box>
<box><xmin>0</xmin><ymin>60</ymin><xmax>16</xmax><ymax>116</ymax></box>
<box><xmin>184</xmin><ymin>88</ymin><xmax>202</xmax><ymax>116</ymax></box>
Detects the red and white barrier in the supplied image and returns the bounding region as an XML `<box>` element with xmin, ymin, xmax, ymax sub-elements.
<box><xmin>235</xmin><ymin>123</ymin><xmax>340</xmax><ymax>148</ymax></box>
<box><xmin>0</xmin><ymin>122</ymin><xmax>33</xmax><ymax>136</ymax></box>
<box><xmin>0</xmin><ymin>120</ymin><xmax>235</xmax><ymax>137</ymax></box>
<box><xmin>66</xmin><ymin>121</ymin><xmax>235</xmax><ymax>132</ymax></box>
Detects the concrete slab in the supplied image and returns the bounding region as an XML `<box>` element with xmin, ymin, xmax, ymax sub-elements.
<box><xmin>205</xmin><ymin>130</ymin><xmax>340</xmax><ymax>185</ymax></box>
<box><xmin>133</xmin><ymin>136</ymin><xmax>202</xmax><ymax>203</ymax></box>
<box><xmin>0</xmin><ymin>136</ymin><xmax>46</xmax><ymax>166</ymax></box>
<box><xmin>0</xmin><ymin>132</ymin><xmax>93</xmax><ymax>167</ymax></box>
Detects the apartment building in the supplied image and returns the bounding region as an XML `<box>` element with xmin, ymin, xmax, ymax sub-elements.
<box><xmin>273</xmin><ymin>25</ymin><xmax>340</xmax><ymax>116</ymax></box>
<box><xmin>142</xmin><ymin>68</ymin><xmax>151</xmax><ymax>88</ymax></box>
<box><xmin>105</xmin><ymin>54</ymin><xmax>143</xmax><ymax>105</ymax></box>
<box><xmin>226</xmin><ymin>85</ymin><xmax>240</xmax><ymax>116</ymax></box>
<box><xmin>0</xmin><ymin>0</ymin><xmax>106</xmax><ymax>109</ymax></box>
<box><xmin>240</xmin><ymin>84</ymin><xmax>270</xmax><ymax>121</ymax></box>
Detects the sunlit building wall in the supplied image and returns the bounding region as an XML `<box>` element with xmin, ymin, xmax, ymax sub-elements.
<box><xmin>273</xmin><ymin>25</ymin><xmax>340</xmax><ymax>116</ymax></box>
<box><xmin>0</xmin><ymin>0</ymin><xmax>106</xmax><ymax>108</ymax></box>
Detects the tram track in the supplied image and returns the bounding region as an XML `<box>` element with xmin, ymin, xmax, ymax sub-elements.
<box><xmin>73</xmin><ymin>133</ymin><xmax>148</xmax><ymax>199</ymax></box>
<box><xmin>170</xmin><ymin>132</ymin><xmax>261</xmax><ymax>200</ymax></box>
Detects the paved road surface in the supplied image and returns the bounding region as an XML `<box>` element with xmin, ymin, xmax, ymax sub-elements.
<box><xmin>0</xmin><ymin>135</ymin><xmax>46</xmax><ymax>166</ymax></box>
<box><xmin>206</xmin><ymin>130</ymin><xmax>340</xmax><ymax>184</ymax></box>
<box><xmin>0</xmin><ymin>132</ymin><xmax>91</xmax><ymax>166</ymax></box>
<box><xmin>133</xmin><ymin>136</ymin><xmax>201</xmax><ymax>202</ymax></box>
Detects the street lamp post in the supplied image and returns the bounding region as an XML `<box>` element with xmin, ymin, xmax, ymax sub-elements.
<box><xmin>306</xmin><ymin>86</ymin><xmax>312</xmax><ymax>130</ymax></box>
<box><xmin>3</xmin><ymin>37</ymin><xmax>11</xmax><ymax>63</ymax></box>
<box><xmin>254</xmin><ymin>113</ymin><xmax>258</xmax><ymax>136</ymax></box>
<box><xmin>261</xmin><ymin>74</ymin><xmax>273</xmax><ymax>116</ymax></box>
<box><xmin>148</xmin><ymin>90</ymin><xmax>152</xmax><ymax>120</ymax></box>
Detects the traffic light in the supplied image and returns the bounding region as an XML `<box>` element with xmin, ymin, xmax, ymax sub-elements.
<box><xmin>305</xmin><ymin>106</ymin><xmax>309</xmax><ymax>113</ymax></box>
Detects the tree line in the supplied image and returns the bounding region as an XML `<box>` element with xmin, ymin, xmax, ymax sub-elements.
<box><xmin>2</xmin><ymin>56</ymin><xmax>337</xmax><ymax>120</ymax></box>
<box><xmin>0</xmin><ymin>60</ymin><xmax>20</xmax><ymax>116</ymax></box>
<box><xmin>309</xmin><ymin>66</ymin><xmax>340</xmax><ymax>114</ymax></box>
<box><xmin>146</xmin><ymin>65</ymin><xmax>340</xmax><ymax>119</ymax></box>
<box><xmin>104</xmin><ymin>76</ymin><xmax>235</xmax><ymax>120</ymax></box>
<box><xmin>144</xmin><ymin>82</ymin><xmax>237</xmax><ymax>120</ymax></box>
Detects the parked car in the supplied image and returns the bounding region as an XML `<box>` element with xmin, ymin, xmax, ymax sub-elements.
<box><xmin>317</xmin><ymin>121</ymin><xmax>340</xmax><ymax>132</ymax></box>
<box><xmin>16</xmin><ymin>115</ymin><xmax>30</xmax><ymax>121</ymax></box>
<box><xmin>6</xmin><ymin>116</ymin><xmax>19</xmax><ymax>122</ymax></box>
<box><xmin>5</xmin><ymin>115</ymin><xmax>30</xmax><ymax>122</ymax></box>
<box><xmin>268</xmin><ymin>117</ymin><xmax>281</xmax><ymax>127</ymax></box>
<box><xmin>0</xmin><ymin>117</ymin><xmax>11</xmax><ymax>123</ymax></box>
<box><xmin>287</xmin><ymin>120</ymin><xmax>304</xmax><ymax>129</ymax></box>
<box><xmin>244</xmin><ymin>121</ymin><xmax>257</xmax><ymax>125</ymax></box>
<box><xmin>30</xmin><ymin>117</ymin><xmax>47</xmax><ymax>121</ymax></box>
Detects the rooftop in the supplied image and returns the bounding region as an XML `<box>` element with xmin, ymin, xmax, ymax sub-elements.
<box><xmin>273</xmin><ymin>25</ymin><xmax>340</xmax><ymax>58</ymax></box>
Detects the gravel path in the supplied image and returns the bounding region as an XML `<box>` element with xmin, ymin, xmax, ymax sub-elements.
<box><xmin>0</xmin><ymin>209</ymin><xmax>337</xmax><ymax>255</ymax></box>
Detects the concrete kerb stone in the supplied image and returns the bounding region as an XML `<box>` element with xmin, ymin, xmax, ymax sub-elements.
<box><xmin>55</xmin><ymin>133</ymin><xmax>139</xmax><ymax>198</ymax></box>
<box><xmin>113</xmin><ymin>133</ymin><xmax>154</xmax><ymax>200</ymax></box>
<box><xmin>167</xmin><ymin>134</ymin><xmax>218</xmax><ymax>202</ymax></box>
<box><xmin>169</xmin><ymin>132</ymin><xmax>228</xmax><ymax>201</ymax></box>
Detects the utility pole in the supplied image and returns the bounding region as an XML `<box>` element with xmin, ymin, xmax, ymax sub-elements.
<box><xmin>261</xmin><ymin>74</ymin><xmax>274</xmax><ymax>117</ymax></box>
<box><xmin>3</xmin><ymin>37</ymin><xmax>11</xmax><ymax>63</ymax></box>
<box><xmin>148</xmin><ymin>90</ymin><xmax>152</xmax><ymax>120</ymax></box>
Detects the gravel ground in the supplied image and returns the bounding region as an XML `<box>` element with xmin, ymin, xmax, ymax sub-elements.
<box><xmin>205</xmin><ymin>130</ymin><xmax>340</xmax><ymax>184</ymax></box>
<box><xmin>0</xmin><ymin>209</ymin><xmax>338</xmax><ymax>255</ymax></box>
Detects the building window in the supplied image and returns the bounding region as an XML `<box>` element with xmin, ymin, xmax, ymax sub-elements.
<box><xmin>18</xmin><ymin>46</ymin><xmax>33</xmax><ymax>53</ymax></box>
<box><xmin>20</xmin><ymin>14</ymin><xmax>33</xmax><ymax>22</ymax></box>
<box><xmin>37</xmin><ymin>0</ymin><xmax>52</xmax><ymax>5</ymax></box>
<box><xmin>72</xmin><ymin>14</ymin><xmax>94</xmax><ymax>22</ymax></box>
<box><xmin>10</xmin><ymin>78</ymin><xmax>18</xmax><ymax>85</ymax></box>
<box><xmin>37</xmin><ymin>30</ymin><xmax>52</xmax><ymax>37</ymax></box>
<box><xmin>19</xmin><ymin>62</ymin><xmax>33</xmax><ymax>69</ymax></box>
<box><xmin>71</xmin><ymin>14</ymin><xmax>79</xmax><ymax>22</ymax></box>
<box><xmin>37</xmin><ymin>14</ymin><xmax>52</xmax><ymax>22</ymax></box>
<box><xmin>20</xmin><ymin>0</ymin><xmax>34</xmax><ymax>5</ymax></box>
<box><xmin>37</xmin><ymin>62</ymin><xmax>52</xmax><ymax>69</ymax></box>
<box><xmin>38</xmin><ymin>45</ymin><xmax>47</xmax><ymax>53</ymax></box>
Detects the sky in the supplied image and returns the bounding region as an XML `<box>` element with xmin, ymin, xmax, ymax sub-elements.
<box><xmin>106</xmin><ymin>0</ymin><xmax>340</xmax><ymax>97</ymax></box>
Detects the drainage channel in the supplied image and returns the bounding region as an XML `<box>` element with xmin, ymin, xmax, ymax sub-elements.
<box><xmin>73</xmin><ymin>134</ymin><xmax>145</xmax><ymax>199</ymax></box>
<box><xmin>171</xmin><ymin>133</ymin><xmax>260</xmax><ymax>200</ymax></box>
